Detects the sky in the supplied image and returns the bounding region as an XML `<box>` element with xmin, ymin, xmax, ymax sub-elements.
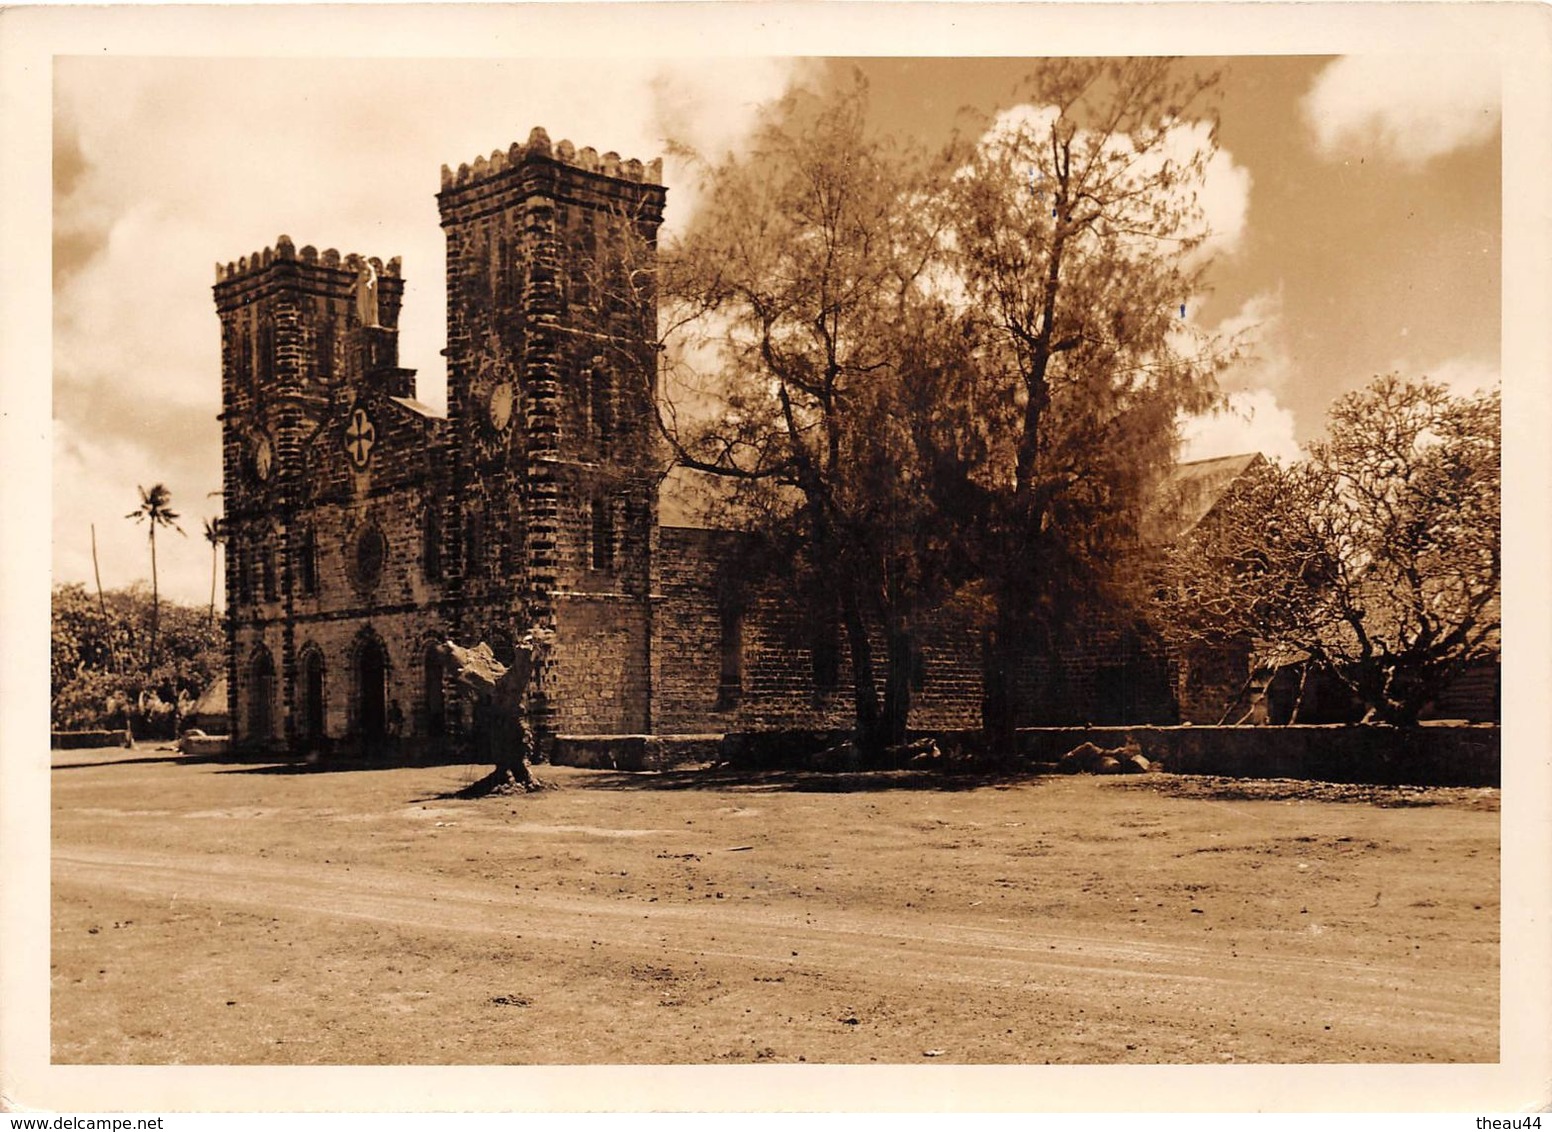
<box><xmin>51</xmin><ymin>52</ymin><xmax>1501</xmax><ymax>610</ymax></box>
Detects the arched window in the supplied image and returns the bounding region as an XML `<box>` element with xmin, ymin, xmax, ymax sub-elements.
<box><xmin>503</xmin><ymin>498</ymin><xmax>525</xmax><ymax>575</ymax></box>
<box><xmin>810</xmin><ymin>600</ymin><xmax>840</xmax><ymax>693</ymax></box>
<box><xmin>465</xmin><ymin>511</ymin><xmax>485</xmax><ymax>577</ymax></box>
<box><xmin>317</xmin><ymin>316</ymin><xmax>336</xmax><ymax>382</ymax></box>
<box><xmin>299</xmin><ymin>647</ymin><xmax>326</xmax><ymax>741</ymax></box>
<box><xmin>716</xmin><ymin>593</ymin><xmax>744</xmax><ymax>712</ymax></box>
<box><xmin>492</xmin><ymin>233</ymin><xmax>512</xmax><ymax>303</ymax></box>
<box><xmin>236</xmin><ymin>327</ymin><xmax>252</xmax><ymax>384</ymax></box>
<box><xmin>257</xmin><ymin>321</ymin><xmax>275</xmax><ymax>382</ymax></box>
<box><xmin>589</xmin><ymin>366</ymin><xmax>614</xmax><ymax>457</ymax></box>
<box><xmin>571</xmin><ymin>217</ymin><xmax>597</xmax><ymax>309</ymax></box>
<box><xmin>235</xmin><ymin>546</ymin><xmax>252</xmax><ymax>605</ymax></box>
<box><xmin>297</xmin><ymin>527</ymin><xmax>318</xmax><ymax>596</ymax></box>
<box><xmin>590</xmin><ymin>497</ymin><xmax>614</xmax><ymax>571</ymax></box>
<box><xmin>355</xmin><ymin>635</ymin><xmax>388</xmax><ymax>744</ymax></box>
<box><xmin>422</xmin><ymin>642</ymin><xmax>446</xmax><ymax>737</ymax></box>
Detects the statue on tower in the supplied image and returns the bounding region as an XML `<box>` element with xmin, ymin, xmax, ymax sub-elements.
<box><xmin>354</xmin><ymin>260</ymin><xmax>379</xmax><ymax>328</ymax></box>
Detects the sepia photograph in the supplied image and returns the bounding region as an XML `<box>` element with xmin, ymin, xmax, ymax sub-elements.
<box><xmin>4</xmin><ymin>0</ymin><xmax>1550</xmax><ymax>1116</ymax></box>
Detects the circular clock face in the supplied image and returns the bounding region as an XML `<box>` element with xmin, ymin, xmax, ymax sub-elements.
<box><xmin>488</xmin><ymin>381</ymin><xmax>515</xmax><ymax>432</ymax></box>
<box><xmin>254</xmin><ymin>436</ymin><xmax>274</xmax><ymax>481</ymax></box>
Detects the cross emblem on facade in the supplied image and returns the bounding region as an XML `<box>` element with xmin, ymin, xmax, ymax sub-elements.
<box><xmin>345</xmin><ymin>407</ymin><xmax>376</xmax><ymax>470</ymax></box>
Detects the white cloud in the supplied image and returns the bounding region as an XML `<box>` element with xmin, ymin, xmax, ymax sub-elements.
<box><xmin>1301</xmin><ymin>55</ymin><xmax>1500</xmax><ymax>168</ymax></box>
<box><xmin>1210</xmin><ymin>290</ymin><xmax>1294</xmax><ymax>395</ymax></box>
<box><xmin>1178</xmin><ymin>389</ymin><xmax>1303</xmax><ymax>467</ymax></box>
<box><xmin>1416</xmin><ymin>356</ymin><xmax>1501</xmax><ymax>399</ymax></box>
<box><xmin>1197</xmin><ymin>143</ymin><xmax>1254</xmax><ymax>262</ymax></box>
<box><xmin>977</xmin><ymin>106</ymin><xmax>1252</xmax><ymax>262</ymax></box>
<box><xmin>1177</xmin><ymin>291</ymin><xmax>1303</xmax><ymax>466</ymax></box>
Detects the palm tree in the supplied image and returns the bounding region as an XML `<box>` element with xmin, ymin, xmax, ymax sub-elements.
<box><xmin>125</xmin><ymin>484</ymin><xmax>184</xmax><ymax>669</ymax></box>
<box><xmin>202</xmin><ymin>516</ymin><xmax>225</xmax><ymax>627</ymax></box>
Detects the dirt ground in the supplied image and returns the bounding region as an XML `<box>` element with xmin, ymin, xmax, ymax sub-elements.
<box><xmin>50</xmin><ymin>746</ymin><xmax>1499</xmax><ymax>1065</ymax></box>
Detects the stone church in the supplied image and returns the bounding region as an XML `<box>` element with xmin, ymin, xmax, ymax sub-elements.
<box><xmin>219</xmin><ymin>126</ymin><xmax>1329</xmax><ymax>756</ymax></box>
<box><xmin>217</xmin><ymin>128</ymin><xmax>998</xmax><ymax>755</ymax></box>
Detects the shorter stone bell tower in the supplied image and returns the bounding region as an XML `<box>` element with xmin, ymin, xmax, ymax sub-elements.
<box><xmin>213</xmin><ymin>237</ymin><xmax>409</xmax><ymax>746</ymax></box>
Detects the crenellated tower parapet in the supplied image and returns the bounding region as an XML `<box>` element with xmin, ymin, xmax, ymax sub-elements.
<box><xmin>438</xmin><ymin>126</ymin><xmax>664</xmax><ymax>195</ymax></box>
<box><xmin>215</xmin><ymin>236</ymin><xmax>404</xmax><ymax>285</ymax></box>
<box><xmin>214</xmin><ymin>237</ymin><xmax>404</xmax><ymax>324</ymax></box>
<box><xmin>213</xmin><ymin>234</ymin><xmax>413</xmax><ymax>399</ymax></box>
<box><xmin>214</xmin><ymin>231</ymin><xmax>417</xmax><ymax>573</ymax></box>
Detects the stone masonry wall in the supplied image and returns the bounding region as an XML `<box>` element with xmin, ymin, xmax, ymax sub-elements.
<box><xmin>652</xmin><ymin>526</ymin><xmax>985</xmax><ymax>735</ymax></box>
<box><xmin>547</xmin><ymin>595</ymin><xmax>651</xmax><ymax>735</ymax></box>
<box><xmin>1007</xmin><ymin>620</ymin><xmax>1179</xmax><ymax>727</ymax></box>
<box><xmin>650</xmin><ymin>526</ymin><xmax>734</xmax><ymax>733</ymax></box>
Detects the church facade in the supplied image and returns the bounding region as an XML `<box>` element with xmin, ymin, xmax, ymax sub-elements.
<box><xmin>216</xmin><ymin>129</ymin><xmax>994</xmax><ymax>755</ymax></box>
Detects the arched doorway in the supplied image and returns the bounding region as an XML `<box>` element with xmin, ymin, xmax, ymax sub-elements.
<box><xmin>356</xmin><ymin>637</ymin><xmax>387</xmax><ymax>747</ymax></box>
<box><xmin>248</xmin><ymin>649</ymin><xmax>275</xmax><ymax>742</ymax></box>
<box><xmin>422</xmin><ymin>642</ymin><xmax>446</xmax><ymax>737</ymax></box>
<box><xmin>300</xmin><ymin>648</ymin><xmax>326</xmax><ymax>744</ymax></box>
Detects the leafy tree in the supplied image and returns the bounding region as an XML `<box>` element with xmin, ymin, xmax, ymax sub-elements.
<box><xmin>658</xmin><ymin>77</ymin><xmax>966</xmax><ymax>750</ymax></box>
<box><xmin>125</xmin><ymin>483</ymin><xmax>185</xmax><ymax>669</ymax></box>
<box><xmin>1152</xmin><ymin>376</ymin><xmax>1501</xmax><ymax>725</ymax></box>
<box><xmin>941</xmin><ymin>58</ymin><xmax>1234</xmax><ymax>739</ymax></box>
<box><xmin>52</xmin><ymin>583</ymin><xmax>224</xmax><ymax>736</ymax></box>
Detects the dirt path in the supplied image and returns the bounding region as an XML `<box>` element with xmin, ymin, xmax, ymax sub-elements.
<box><xmin>55</xmin><ymin>842</ymin><xmax>1485</xmax><ymax>1015</ymax></box>
<box><xmin>50</xmin><ymin>755</ymin><xmax>1499</xmax><ymax>1064</ymax></box>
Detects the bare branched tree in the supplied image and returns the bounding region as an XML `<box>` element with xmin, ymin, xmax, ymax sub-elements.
<box><xmin>1153</xmin><ymin>376</ymin><xmax>1501</xmax><ymax>725</ymax></box>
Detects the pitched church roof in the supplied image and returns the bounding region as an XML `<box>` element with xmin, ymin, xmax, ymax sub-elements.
<box><xmin>1142</xmin><ymin>452</ymin><xmax>1267</xmax><ymax>544</ymax></box>
<box><xmin>388</xmin><ymin>395</ymin><xmax>445</xmax><ymax>420</ymax></box>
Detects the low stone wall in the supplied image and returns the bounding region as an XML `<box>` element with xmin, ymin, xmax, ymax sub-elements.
<box><xmin>1013</xmin><ymin>724</ymin><xmax>1500</xmax><ymax>788</ymax></box>
<box><xmin>550</xmin><ymin>734</ymin><xmax>724</xmax><ymax>772</ymax></box>
<box><xmin>51</xmin><ymin>730</ymin><xmax>132</xmax><ymax>750</ymax></box>
<box><xmin>710</xmin><ymin>724</ymin><xmax>1498</xmax><ymax>786</ymax></box>
<box><xmin>557</xmin><ymin>724</ymin><xmax>1500</xmax><ymax>787</ymax></box>
<box><xmin>177</xmin><ymin>734</ymin><xmax>233</xmax><ymax>757</ymax></box>
<box><xmin>716</xmin><ymin>729</ymin><xmax>850</xmax><ymax>769</ymax></box>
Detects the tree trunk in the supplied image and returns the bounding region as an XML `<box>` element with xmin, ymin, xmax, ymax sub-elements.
<box><xmin>839</xmin><ymin>585</ymin><xmax>883</xmax><ymax>753</ymax></box>
<box><xmin>881</xmin><ymin>616</ymin><xmax>914</xmax><ymax>750</ymax></box>
<box><xmin>458</xmin><ymin>689</ymin><xmax>539</xmax><ymax>796</ymax></box>
<box><xmin>91</xmin><ymin>524</ymin><xmax>116</xmax><ymax>675</ymax></box>
<box><xmin>1288</xmin><ymin>663</ymin><xmax>1311</xmax><ymax>724</ymax></box>
<box><xmin>209</xmin><ymin>546</ymin><xmax>218</xmax><ymax>627</ymax></box>
<box><xmin>982</xmin><ymin>605</ymin><xmax>1022</xmax><ymax>753</ymax></box>
<box><xmin>149</xmin><ymin>526</ymin><xmax>159</xmax><ymax>672</ymax></box>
